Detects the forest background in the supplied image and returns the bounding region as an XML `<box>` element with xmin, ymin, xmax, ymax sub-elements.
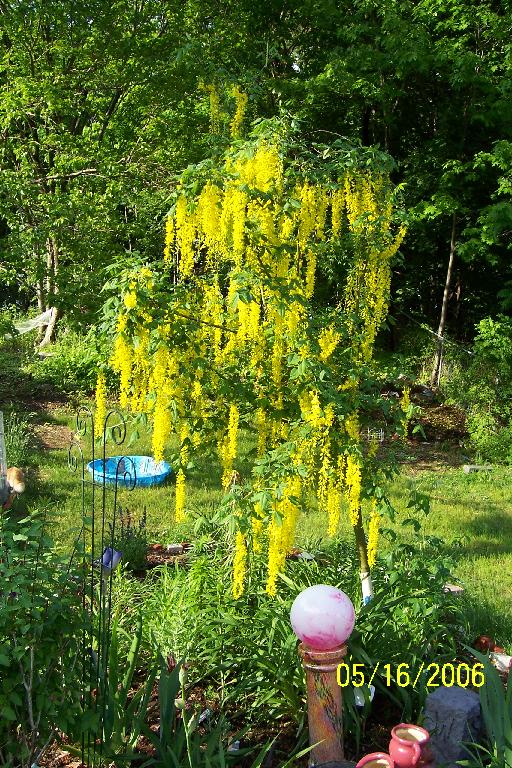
<box><xmin>0</xmin><ymin>0</ymin><xmax>511</xmax><ymax>453</ymax></box>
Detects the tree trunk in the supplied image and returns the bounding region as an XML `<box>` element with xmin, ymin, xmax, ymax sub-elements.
<box><xmin>431</xmin><ymin>213</ymin><xmax>457</xmax><ymax>387</ymax></box>
<box><xmin>39</xmin><ymin>237</ymin><xmax>60</xmax><ymax>347</ymax></box>
<box><xmin>39</xmin><ymin>306</ymin><xmax>60</xmax><ymax>348</ymax></box>
<box><xmin>36</xmin><ymin>273</ymin><xmax>45</xmax><ymax>343</ymax></box>
<box><xmin>352</xmin><ymin>509</ymin><xmax>374</xmax><ymax>604</ymax></box>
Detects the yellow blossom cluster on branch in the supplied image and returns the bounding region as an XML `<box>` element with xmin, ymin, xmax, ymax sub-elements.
<box><xmin>99</xmin><ymin>114</ymin><xmax>407</xmax><ymax>597</ymax></box>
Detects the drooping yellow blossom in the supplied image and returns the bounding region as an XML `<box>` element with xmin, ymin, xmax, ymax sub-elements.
<box><xmin>255</xmin><ymin>408</ymin><xmax>268</xmax><ymax>457</ymax></box>
<box><xmin>164</xmin><ymin>216</ymin><xmax>174</xmax><ymax>264</ymax></box>
<box><xmin>400</xmin><ymin>386</ymin><xmax>411</xmax><ymax>437</ymax></box>
<box><xmin>94</xmin><ymin>372</ymin><xmax>107</xmax><ymax>437</ymax></box>
<box><xmin>327</xmin><ymin>479</ymin><xmax>342</xmax><ymax>537</ymax></box>
<box><xmin>346</xmin><ymin>454</ymin><xmax>362</xmax><ymax>526</ymax></box>
<box><xmin>220</xmin><ymin>404</ymin><xmax>239</xmax><ymax>488</ymax></box>
<box><xmin>233</xmin><ymin>531</ymin><xmax>247</xmax><ymax>598</ymax></box>
<box><xmin>367</xmin><ymin>500</ymin><xmax>380</xmax><ymax>568</ymax></box>
<box><xmin>266</xmin><ymin>513</ymin><xmax>285</xmax><ymax>597</ymax></box>
<box><xmin>252</xmin><ymin>502</ymin><xmax>264</xmax><ymax>553</ymax></box>
<box><xmin>304</xmin><ymin>250</ymin><xmax>317</xmax><ymax>298</ymax></box>
<box><xmin>319</xmin><ymin>325</ymin><xmax>341</xmax><ymax>362</ymax></box>
<box><xmin>152</xmin><ymin>394</ymin><xmax>172</xmax><ymax>462</ymax></box>
<box><xmin>205</xmin><ymin>84</ymin><xmax>221</xmax><ymax>133</ymax></box>
<box><xmin>345</xmin><ymin>411</ymin><xmax>359</xmax><ymax>441</ymax></box>
<box><xmin>110</xmin><ymin>333</ymin><xmax>132</xmax><ymax>410</ymax></box>
<box><xmin>230</xmin><ymin>85</ymin><xmax>248</xmax><ymax>138</ymax></box>
<box><xmin>130</xmin><ymin>327</ymin><xmax>150</xmax><ymax>413</ymax></box>
<box><xmin>175</xmin><ymin>196</ymin><xmax>196</xmax><ymax>278</ymax></box>
<box><xmin>124</xmin><ymin>291</ymin><xmax>137</xmax><ymax>310</ymax></box>
<box><xmin>180</xmin><ymin>421</ymin><xmax>190</xmax><ymax>466</ymax></box>
<box><xmin>317</xmin><ymin>436</ymin><xmax>331</xmax><ymax>512</ymax></box>
<box><xmin>175</xmin><ymin>468</ymin><xmax>186</xmax><ymax>523</ymax></box>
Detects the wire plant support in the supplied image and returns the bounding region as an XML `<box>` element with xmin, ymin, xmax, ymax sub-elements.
<box><xmin>68</xmin><ymin>407</ymin><xmax>137</xmax><ymax>768</ymax></box>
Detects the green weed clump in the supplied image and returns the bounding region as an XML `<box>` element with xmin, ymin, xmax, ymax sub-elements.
<box><xmin>4</xmin><ymin>411</ymin><xmax>32</xmax><ymax>466</ymax></box>
<box><xmin>26</xmin><ymin>329</ymin><xmax>103</xmax><ymax>396</ymax></box>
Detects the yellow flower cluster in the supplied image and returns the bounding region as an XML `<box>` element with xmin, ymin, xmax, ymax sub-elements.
<box><xmin>164</xmin><ymin>217</ymin><xmax>174</xmax><ymax>264</ymax></box>
<box><xmin>230</xmin><ymin>85</ymin><xmax>248</xmax><ymax>138</ymax></box>
<box><xmin>233</xmin><ymin>531</ymin><xmax>247</xmax><ymax>598</ymax></box>
<box><xmin>94</xmin><ymin>372</ymin><xmax>107</xmax><ymax>438</ymax></box>
<box><xmin>124</xmin><ymin>291</ymin><xmax>137</xmax><ymax>310</ymax></box>
<box><xmin>204</xmin><ymin>83</ymin><xmax>221</xmax><ymax>133</ymax></box>
<box><xmin>110</xmin><ymin>331</ymin><xmax>132</xmax><ymax>410</ymax></box>
<box><xmin>346</xmin><ymin>454</ymin><xmax>362</xmax><ymax>526</ymax></box>
<box><xmin>344</xmin><ymin>173</ymin><xmax>406</xmax><ymax>363</ymax></box>
<box><xmin>220</xmin><ymin>404</ymin><xmax>239</xmax><ymax>489</ymax></box>
<box><xmin>175</xmin><ymin>468</ymin><xmax>186</xmax><ymax>523</ymax></box>
<box><xmin>367</xmin><ymin>500</ymin><xmax>380</xmax><ymax>568</ymax></box>
<box><xmin>266</xmin><ymin>478</ymin><xmax>301</xmax><ymax>596</ymax></box>
<box><xmin>400</xmin><ymin>386</ymin><xmax>411</xmax><ymax>437</ymax></box>
<box><xmin>327</xmin><ymin>455</ymin><xmax>344</xmax><ymax>536</ymax></box>
<box><xmin>319</xmin><ymin>325</ymin><xmax>341</xmax><ymax>362</ymax></box>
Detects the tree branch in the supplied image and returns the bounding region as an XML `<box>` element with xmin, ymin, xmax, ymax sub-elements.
<box><xmin>33</xmin><ymin>168</ymin><xmax>101</xmax><ymax>183</ymax></box>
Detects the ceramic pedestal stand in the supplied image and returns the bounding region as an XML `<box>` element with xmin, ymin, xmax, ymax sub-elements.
<box><xmin>299</xmin><ymin>643</ymin><xmax>348</xmax><ymax>766</ymax></box>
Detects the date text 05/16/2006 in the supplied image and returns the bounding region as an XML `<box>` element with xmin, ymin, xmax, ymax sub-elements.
<box><xmin>336</xmin><ymin>662</ymin><xmax>485</xmax><ymax>689</ymax></box>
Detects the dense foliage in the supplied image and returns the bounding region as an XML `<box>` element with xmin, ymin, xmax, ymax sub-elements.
<box><xmin>0</xmin><ymin>510</ymin><xmax>84</xmax><ymax>768</ymax></box>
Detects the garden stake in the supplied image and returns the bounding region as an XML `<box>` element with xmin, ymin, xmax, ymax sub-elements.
<box><xmin>299</xmin><ymin>642</ymin><xmax>348</xmax><ymax>767</ymax></box>
<box><xmin>290</xmin><ymin>585</ymin><xmax>356</xmax><ymax>768</ymax></box>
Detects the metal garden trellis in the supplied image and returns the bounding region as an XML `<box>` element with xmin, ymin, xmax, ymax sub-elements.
<box><xmin>68</xmin><ymin>406</ymin><xmax>137</xmax><ymax>768</ymax></box>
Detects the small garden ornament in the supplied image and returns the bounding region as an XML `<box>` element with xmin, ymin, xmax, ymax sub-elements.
<box><xmin>356</xmin><ymin>754</ymin><xmax>394</xmax><ymax>768</ymax></box>
<box><xmin>291</xmin><ymin>584</ymin><xmax>355</xmax><ymax>767</ymax></box>
<box><xmin>389</xmin><ymin>724</ymin><xmax>432</xmax><ymax>768</ymax></box>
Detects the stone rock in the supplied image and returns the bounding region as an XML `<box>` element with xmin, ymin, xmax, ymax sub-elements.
<box><xmin>463</xmin><ymin>464</ymin><xmax>493</xmax><ymax>474</ymax></box>
<box><xmin>443</xmin><ymin>583</ymin><xmax>465</xmax><ymax>596</ymax></box>
<box><xmin>423</xmin><ymin>685</ymin><xmax>481</xmax><ymax>767</ymax></box>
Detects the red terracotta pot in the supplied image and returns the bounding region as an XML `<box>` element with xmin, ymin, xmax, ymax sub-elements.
<box><xmin>389</xmin><ymin>724</ymin><xmax>430</xmax><ymax>768</ymax></box>
<box><xmin>356</xmin><ymin>752</ymin><xmax>394</xmax><ymax>768</ymax></box>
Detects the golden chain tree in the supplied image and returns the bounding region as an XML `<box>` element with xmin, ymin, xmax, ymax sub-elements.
<box><xmin>98</xmin><ymin>109</ymin><xmax>408</xmax><ymax>600</ymax></box>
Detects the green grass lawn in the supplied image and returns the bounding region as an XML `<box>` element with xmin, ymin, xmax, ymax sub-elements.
<box><xmin>10</xmin><ymin>404</ymin><xmax>512</xmax><ymax>648</ymax></box>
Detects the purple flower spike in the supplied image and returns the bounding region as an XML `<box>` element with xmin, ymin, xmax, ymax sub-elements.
<box><xmin>101</xmin><ymin>547</ymin><xmax>122</xmax><ymax>570</ymax></box>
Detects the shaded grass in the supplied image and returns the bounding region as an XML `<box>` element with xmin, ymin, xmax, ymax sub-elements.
<box><xmin>9</xmin><ymin>404</ymin><xmax>512</xmax><ymax>647</ymax></box>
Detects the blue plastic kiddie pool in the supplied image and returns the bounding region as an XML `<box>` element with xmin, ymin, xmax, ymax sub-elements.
<box><xmin>87</xmin><ymin>455</ymin><xmax>172</xmax><ymax>488</ymax></box>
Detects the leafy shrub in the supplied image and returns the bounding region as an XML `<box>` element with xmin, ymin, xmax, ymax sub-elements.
<box><xmin>0</xmin><ymin>311</ymin><xmax>17</xmax><ymax>341</ymax></box>
<box><xmin>27</xmin><ymin>329</ymin><xmax>102</xmax><ymax>395</ymax></box>
<box><xmin>115</xmin><ymin>506</ymin><xmax>148</xmax><ymax>571</ymax></box>
<box><xmin>0</xmin><ymin>509</ymin><xmax>84</xmax><ymax>768</ymax></box>
<box><xmin>448</xmin><ymin>316</ymin><xmax>512</xmax><ymax>462</ymax></box>
<box><xmin>4</xmin><ymin>410</ymin><xmax>32</xmax><ymax>466</ymax></box>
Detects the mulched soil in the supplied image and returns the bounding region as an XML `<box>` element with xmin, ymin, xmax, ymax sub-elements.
<box><xmin>32</xmin><ymin>421</ymin><xmax>74</xmax><ymax>450</ymax></box>
<box><xmin>415</xmin><ymin>403</ymin><xmax>466</xmax><ymax>442</ymax></box>
<box><xmin>400</xmin><ymin>438</ymin><xmax>466</xmax><ymax>473</ymax></box>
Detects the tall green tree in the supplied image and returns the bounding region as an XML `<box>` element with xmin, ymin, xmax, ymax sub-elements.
<box><xmin>0</xmin><ymin>0</ymin><xmax>218</xmax><ymax>338</ymax></box>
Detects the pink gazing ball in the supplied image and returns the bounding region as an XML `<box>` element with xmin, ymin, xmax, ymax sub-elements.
<box><xmin>290</xmin><ymin>585</ymin><xmax>355</xmax><ymax>650</ymax></box>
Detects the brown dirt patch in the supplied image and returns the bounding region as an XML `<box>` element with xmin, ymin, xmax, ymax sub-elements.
<box><xmin>416</xmin><ymin>403</ymin><xmax>466</xmax><ymax>441</ymax></box>
<box><xmin>400</xmin><ymin>439</ymin><xmax>466</xmax><ymax>473</ymax></box>
<box><xmin>32</xmin><ymin>422</ymin><xmax>73</xmax><ymax>450</ymax></box>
